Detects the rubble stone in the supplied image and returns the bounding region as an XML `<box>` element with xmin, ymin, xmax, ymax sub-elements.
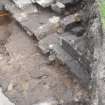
<box><xmin>70</xmin><ymin>26</ymin><xmax>85</xmax><ymax>36</ymax></box>
<box><xmin>60</xmin><ymin>35</ymin><xmax>91</xmax><ymax>73</ymax></box>
<box><xmin>12</xmin><ymin>0</ymin><xmax>32</xmax><ymax>8</ymax></box>
<box><xmin>5</xmin><ymin>3</ymin><xmax>38</xmax><ymax>21</ymax></box>
<box><xmin>36</xmin><ymin>0</ymin><xmax>55</xmax><ymax>8</ymax></box>
<box><xmin>52</xmin><ymin>44</ymin><xmax>90</xmax><ymax>87</ymax></box>
<box><xmin>51</xmin><ymin>2</ymin><xmax>65</xmax><ymax>14</ymax></box>
<box><xmin>35</xmin><ymin>16</ymin><xmax>60</xmax><ymax>40</ymax></box>
<box><xmin>52</xmin><ymin>44</ymin><xmax>73</xmax><ymax>64</ymax></box>
<box><xmin>5</xmin><ymin>2</ymin><xmax>56</xmax><ymax>37</ymax></box>
<box><xmin>33</xmin><ymin>98</ymin><xmax>59</xmax><ymax>105</ymax></box>
<box><xmin>0</xmin><ymin>88</ymin><xmax>15</xmax><ymax>105</ymax></box>
<box><xmin>60</xmin><ymin>13</ymin><xmax>81</xmax><ymax>31</ymax></box>
<box><xmin>57</xmin><ymin>0</ymin><xmax>81</xmax><ymax>5</ymax></box>
<box><xmin>38</xmin><ymin>33</ymin><xmax>59</xmax><ymax>54</ymax></box>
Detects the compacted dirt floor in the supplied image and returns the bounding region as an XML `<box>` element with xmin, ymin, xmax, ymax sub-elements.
<box><xmin>0</xmin><ymin>9</ymin><xmax>89</xmax><ymax>105</ymax></box>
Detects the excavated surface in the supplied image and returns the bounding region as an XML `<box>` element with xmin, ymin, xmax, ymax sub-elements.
<box><xmin>0</xmin><ymin>20</ymin><xmax>88</xmax><ymax>105</ymax></box>
<box><xmin>0</xmin><ymin>0</ymin><xmax>97</xmax><ymax>105</ymax></box>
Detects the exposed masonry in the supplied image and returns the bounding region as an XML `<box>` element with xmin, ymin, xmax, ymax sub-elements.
<box><xmin>4</xmin><ymin>0</ymin><xmax>95</xmax><ymax>88</ymax></box>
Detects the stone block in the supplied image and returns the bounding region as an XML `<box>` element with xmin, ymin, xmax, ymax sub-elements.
<box><xmin>70</xmin><ymin>26</ymin><xmax>85</xmax><ymax>36</ymax></box>
<box><xmin>57</xmin><ymin>0</ymin><xmax>81</xmax><ymax>5</ymax></box>
<box><xmin>38</xmin><ymin>33</ymin><xmax>60</xmax><ymax>54</ymax></box>
<box><xmin>60</xmin><ymin>35</ymin><xmax>91</xmax><ymax>73</ymax></box>
<box><xmin>12</xmin><ymin>0</ymin><xmax>32</xmax><ymax>8</ymax></box>
<box><xmin>51</xmin><ymin>2</ymin><xmax>65</xmax><ymax>14</ymax></box>
<box><xmin>60</xmin><ymin>13</ymin><xmax>81</xmax><ymax>31</ymax></box>
<box><xmin>36</xmin><ymin>0</ymin><xmax>54</xmax><ymax>8</ymax></box>
<box><xmin>52</xmin><ymin>44</ymin><xmax>90</xmax><ymax>87</ymax></box>
<box><xmin>35</xmin><ymin>16</ymin><xmax>60</xmax><ymax>40</ymax></box>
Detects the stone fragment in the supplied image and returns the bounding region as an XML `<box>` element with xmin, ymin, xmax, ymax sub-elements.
<box><xmin>33</xmin><ymin>98</ymin><xmax>58</xmax><ymax>105</ymax></box>
<box><xmin>5</xmin><ymin>2</ymin><xmax>55</xmax><ymax>37</ymax></box>
<box><xmin>52</xmin><ymin>44</ymin><xmax>72</xmax><ymax>65</ymax></box>
<box><xmin>57</xmin><ymin>0</ymin><xmax>81</xmax><ymax>5</ymax></box>
<box><xmin>0</xmin><ymin>87</ymin><xmax>15</xmax><ymax>105</ymax></box>
<box><xmin>51</xmin><ymin>2</ymin><xmax>65</xmax><ymax>14</ymax></box>
<box><xmin>52</xmin><ymin>44</ymin><xmax>90</xmax><ymax>87</ymax></box>
<box><xmin>0</xmin><ymin>4</ymin><xmax>5</xmax><ymax>11</ymax></box>
<box><xmin>8</xmin><ymin>83</ymin><xmax>14</xmax><ymax>91</ymax></box>
<box><xmin>48</xmin><ymin>54</ymin><xmax>56</xmax><ymax>63</ymax></box>
<box><xmin>12</xmin><ymin>0</ymin><xmax>32</xmax><ymax>8</ymax></box>
<box><xmin>36</xmin><ymin>0</ymin><xmax>55</xmax><ymax>8</ymax></box>
<box><xmin>60</xmin><ymin>35</ymin><xmax>91</xmax><ymax>73</ymax></box>
<box><xmin>60</xmin><ymin>13</ymin><xmax>81</xmax><ymax>31</ymax></box>
<box><xmin>38</xmin><ymin>33</ymin><xmax>59</xmax><ymax>54</ymax></box>
<box><xmin>65</xmin><ymin>59</ymin><xmax>90</xmax><ymax>88</ymax></box>
<box><xmin>5</xmin><ymin>3</ymin><xmax>38</xmax><ymax>22</ymax></box>
<box><xmin>70</xmin><ymin>26</ymin><xmax>85</xmax><ymax>36</ymax></box>
<box><xmin>35</xmin><ymin>16</ymin><xmax>60</xmax><ymax>40</ymax></box>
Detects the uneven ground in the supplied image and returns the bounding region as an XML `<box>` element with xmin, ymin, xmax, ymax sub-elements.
<box><xmin>0</xmin><ymin>0</ymin><xmax>102</xmax><ymax>105</ymax></box>
<box><xmin>0</xmin><ymin>16</ymin><xmax>88</xmax><ymax>105</ymax></box>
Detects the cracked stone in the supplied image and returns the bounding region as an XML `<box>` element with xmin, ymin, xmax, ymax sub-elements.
<box><xmin>51</xmin><ymin>2</ymin><xmax>65</xmax><ymax>14</ymax></box>
<box><xmin>60</xmin><ymin>35</ymin><xmax>91</xmax><ymax>73</ymax></box>
<box><xmin>51</xmin><ymin>43</ymin><xmax>90</xmax><ymax>87</ymax></box>
<box><xmin>57</xmin><ymin>0</ymin><xmax>82</xmax><ymax>5</ymax></box>
<box><xmin>60</xmin><ymin>13</ymin><xmax>81</xmax><ymax>31</ymax></box>
<box><xmin>36</xmin><ymin>0</ymin><xmax>55</xmax><ymax>8</ymax></box>
<box><xmin>38</xmin><ymin>33</ymin><xmax>60</xmax><ymax>54</ymax></box>
<box><xmin>12</xmin><ymin>0</ymin><xmax>32</xmax><ymax>8</ymax></box>
<box><xmin>70</xmin><ymin>26</ymin><xmax>85</xmax><ymax>36</ymax></box>
<box><xmin>33</xmin><ymin>98</ymin><xmax>59</xmax><ymax>105</ymax></box>
<box><xmin>35</xmin><ymin>16</ymin><xmax>60</xmax><ymax>40</ymax></box>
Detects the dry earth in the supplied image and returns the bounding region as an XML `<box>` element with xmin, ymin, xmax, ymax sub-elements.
<box><xmin>0</xmin><ymin>16</ymin><xmax>88</xmax><ymax>105</ymax></box>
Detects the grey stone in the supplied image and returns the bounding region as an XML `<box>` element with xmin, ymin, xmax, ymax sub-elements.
<box><xmin>65</xmin><ymin>58</ymin><xmax>90</xmax><ymax>87</ymax></box>
<box><xmin>5</xmin><ymin>2</ymin><xmax>38</xmax><ymax>21</ymax></box>
<box><xmin>5</xmin><ymin>2</ymin><xmax>57</xmax><ymax>38</ymax></box>
<box><xmin>52</xmin><ymin>44</ymin><xmax>73</xmax><ymax>64</ymax></box>
<box><xmin>52</xmin><ymin>44</ymin><xmax>90</xmax><ymax>87</ymax></box>
<box><xmin>48</xmin><ymin>54</ymin><xmax>56</xmax><ymax>63</ymax></box>
<box><xmin>33</xmin><ymin>98</ymin><xmax>59</xmax><ymax>105</ymax></box>
<box><xmin>0</xmin><ymin>4</ymin><xmax>4</xmax><ymax>11</ymax></box>
<box><xmin>60</xmin><ymin>13</ymin><xmax>81</xmax><ymax>31</ymax></box>
<box><xmin>38</xmin><ymin>33</ymin><xmax>60</xmax><ymax>54</ymax></box>
<box><xmin>35</xmin><ymin>16</ymin><xmax>60</xmax><ymax>40</ymax></box>
<box><xmin>0</xmin><ymin>87</ymin><xmax>15</xmax><ymax>105</ymax></box>
<box><xmin>70</xmin><ymin>26</ymin><xmax>85</xmax><ymax>36</ymax></box>
<box><xmin>60</xmin><ymin>35</ymin><xmax>91</xmax><ymax>73</ymax></box>
<box><xmin>51</xmin><ymin>2</ymin><xmax>65</xmax><ymax>14</ymax></box>
<box><xmin>36</xmin><ymin>0</ymin><xmax>55</xmax><ymax>8</ymax></box>
<box><xmin>12</xmin><ymin>0</ymin><xmax>32</xmax><ymax>8</ymax></box>
<box><xmin>57</xmin><ymin>0</ymin><xmax>81</xmax><ymax>5</ymax></box>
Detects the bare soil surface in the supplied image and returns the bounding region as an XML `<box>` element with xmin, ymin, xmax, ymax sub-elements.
<box><xmin>0</xmin><ymin>15</ymin><xmax>88</xmax><ymax>105</ymax></box>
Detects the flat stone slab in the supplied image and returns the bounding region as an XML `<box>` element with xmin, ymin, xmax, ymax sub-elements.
<box><xmin>60</xmin><ymin>13</ymin><xmax>81</xmax><ymax>31</ymax></box>
<box><xmin>61</xmin><ymin>35</ymin><xmax>91</xmax><ymax>72</ymax></box>
<box><xmin>57</xmin><ymin>0</ymin><xmax>81</xmax><ymax>5</ymax></box>
<box><xmin>52</xmin><ymin>44</ymin><xmax>73</xmax><ymax>64</ymax></box>
<box><xmin>5</xmin><ymin>2</ymin><xmax>57</xmax><ymax>37</ymax></box>
<box><xmin>52</xmin><ymin>44</ymin><xmax>90</xmax><ymax>87</ymax></box>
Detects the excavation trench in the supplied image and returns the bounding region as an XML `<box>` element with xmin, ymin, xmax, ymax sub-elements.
<box><xmin>0</xmin><ymin>0</ymin><xmax>102</xmax><ymax>105</ymax></box>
